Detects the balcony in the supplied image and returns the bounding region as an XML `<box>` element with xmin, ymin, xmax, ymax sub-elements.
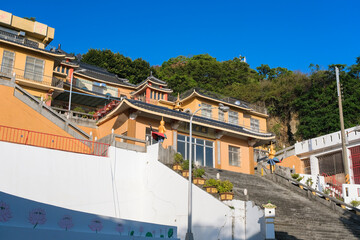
<box><xmin>0</xmin><ymin>29</ymin><xmax>39</xmax><ymax>48</ymax></box>
<box><xmin>0</xmin><ymin>66</ymin><xmax>63</xmax><ymax>90</ymax></box>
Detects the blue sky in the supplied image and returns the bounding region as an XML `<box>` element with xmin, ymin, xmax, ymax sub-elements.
<box><xmin>2</xmin><ymin>0</ymin><xmax>359</xmax><ymax>72</ymax></box>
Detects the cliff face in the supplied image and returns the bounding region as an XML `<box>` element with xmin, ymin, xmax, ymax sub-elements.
<box><xmin>267</xmin><ymin>112</ymin><xmax>299</xmax><ymax>148</ymax></box>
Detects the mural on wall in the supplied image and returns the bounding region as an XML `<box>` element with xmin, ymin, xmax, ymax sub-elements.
<box><xmin>28</xmin><ymin>208</ymin><xmax>47</xmax><ymax>229</ymax></box>
<box><xmin>88</xmin><ymin>218</ymin><xmax>103</xmax><ymax>233</ymax></box>
<box><xmin>58</xmin><ymin>215</ymin><xmax>74</xmax><ymax>231</ymax></box>
<box><xmin>0</xmin><ymin>201</ymin><xmax>12</xmax><ymax>222</ymax></box>
<box><xmin>0</xmin><ymin>191</ymin><xmax>178</xmax><ymax>239</ymax></box>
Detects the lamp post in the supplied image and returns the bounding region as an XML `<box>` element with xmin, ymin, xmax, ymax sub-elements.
<box><xmin>185</xmin><ymin>103</ymin><xmax>229</xmax><ymax>240</ymax></box>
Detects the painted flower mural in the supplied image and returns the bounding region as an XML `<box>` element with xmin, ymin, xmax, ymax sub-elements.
<box><xmin>116</xmin><ymin>223</ymin><xmax>124</xmax><ymax>235</ymax></box>
<box><xmin>58</xmin><ymin>215</ymin><xmax>74</xmax><ymax>231</ymax></box>
<box><xmin>0</xmin><ymin>201</ymin><xmax>12</xmax><ymax>222</ymax></box>
<box><xmin>28</xmin><ymin>208</ymin><xmax>46</xmax><ymax>229</ymax></box>
<box><xmin>88</xmin><ymin>218</ymin><xmax>103</xmax><ymax>233</ymax></box>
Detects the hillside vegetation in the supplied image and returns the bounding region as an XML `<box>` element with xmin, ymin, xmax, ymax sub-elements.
<box><xmin>81</xmin><ymin>49</ymin><xmax>360</xmax><ymax>147</ymax></box>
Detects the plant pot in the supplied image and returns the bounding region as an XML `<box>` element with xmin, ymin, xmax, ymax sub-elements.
<box><xmin>182</xmin><ymin>170</ymin><xmax>189</xmax><ymax>178</ymax></box>
<box><xmin>193</xmin><ymin>177</ymin><xmax>205</xmax><ymax>185</ymax></box>
<box><xmin>205</xmin><ymin>186</ymin><xmax>218</xmax><ymax>194</ymax></box>
<box><xmin>219</xmin><ymin>192</ymin><xmax>234</xmax><ymax>201</ymax></box>
<box><xmin>173</xmin><ymin>164</ymin><xmax>183</xmax><ymax>171</ymax></box>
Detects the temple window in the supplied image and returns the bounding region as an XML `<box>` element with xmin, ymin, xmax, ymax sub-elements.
<box><xmin>228</xmin><ymin>111</ymin><xmax>238</xmax><ymax>125</ymax></box>
<box><xmin>229</xmin><ymin>145</ymin><xmax>240</xmax><ymax>166</ymax></box>
<box><xmin>177</xmin><ymin>134</ymin><xmax>214</xmax><ymax>167</ymax></box>
<box><xmin>24</xmin><ymin>56</ymin><xmax>44</xmax><ymax>82</ymax></box>
<box><xmin>201</xmin><ymin>103</ymin><xmax>212</xmax><ymax>119</ymax></box>
<box><xmin>1</xmin><ymin>50</ymin><xmax>15</xmax><ymax>75</ymax></box>
<box><xmin>251</xmin><ymin>118</ymin><xmax>260</xmax><ymax>132</ymax></box>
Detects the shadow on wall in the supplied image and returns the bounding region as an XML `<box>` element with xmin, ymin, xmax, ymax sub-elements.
<box><xmin>0</xmin><ymin>191</ymin><xmax>178</xmax><ymax>239</ymax></box>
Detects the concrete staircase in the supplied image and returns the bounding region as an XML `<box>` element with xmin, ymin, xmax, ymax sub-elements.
<box><xmin>203</xmin><ymin>167</ymin><xmax>360</xmax><ymax>240</ymax></box>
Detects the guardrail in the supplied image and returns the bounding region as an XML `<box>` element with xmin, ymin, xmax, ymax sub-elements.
<box><xmin>0</xmin><ymin>125</ymin><xmax>109</xmax><ymax>157</ymax></box>
<box><xmin>272</xmin><ymin>172</ymin><xmax>360</xmax><ymax>217</ymax></box>
<box><xmin>0</xmin><ymin>66</ymin><xmax>63</xmax><ymax>88</ymax></box>
<box><xmin>52</xmin><ymin>107</ymin><xmax>97</xmax><ymax>120</ymax></box>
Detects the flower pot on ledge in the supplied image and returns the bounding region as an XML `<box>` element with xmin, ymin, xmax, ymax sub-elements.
<box><xmin>182</xmin><ymin>170</ymin><xmax>189</xmax><ymax>178</ymax></box>
<box><xmin>220</xmin><ymin>192</ymin><xmax>234</xmax><ymax>201</ymax></box>
<box><xmin>173</xmin><ymin>164</ymin><xmax>182</xmax><ymax>171</ymax></box>
<box><xmin>193</xmin><ymin>177</ymin><xmax>205</xmax><ymax>185</ymax></box>
<box><xmin>205</xmin><ymin>186</ymin><xmax>218</xmax><ymax>194</ymax></box>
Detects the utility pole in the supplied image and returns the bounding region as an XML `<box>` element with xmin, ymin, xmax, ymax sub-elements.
<box><xmin>336</xmin><ymin>67</ymin><xmax>349</xmax><ymax>179</ymax></box>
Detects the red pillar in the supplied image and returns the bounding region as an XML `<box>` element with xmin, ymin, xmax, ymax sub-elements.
<box><xmin>69</xmin><ymin>68</ymin><xmax>74</xmax><ymax>84</ymax></box>
<box><xmin>146</xmin><ymin>88</ymin><xmax>150</xmax><ymax>103</ymax></box>
<box><xmin>164</xmin><ymin>93</ymin><xmax>168</xmax><ymax>101</ymax></box>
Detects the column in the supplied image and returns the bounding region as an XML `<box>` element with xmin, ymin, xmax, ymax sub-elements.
<box><xmin>310</xmin><ymin>155</ymin><xmax>319</xmax><ymax>175</ymax></box>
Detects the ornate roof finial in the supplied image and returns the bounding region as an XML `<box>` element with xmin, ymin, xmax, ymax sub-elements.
<box><xmin>173</xmin><ymin>93</ymin><xmax>183</xmax><ymax>111</ymax></box>
<box><xmin>150</xmin><ymin>71</ymin><xmax>153</xmax><ymax>77</ymax></box>
<box><xmin>159</xmin><ymin>117</ymin><xmax>166</xmax><ymax>134</ymax></box>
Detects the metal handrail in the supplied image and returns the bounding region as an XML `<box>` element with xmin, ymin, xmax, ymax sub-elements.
<box><xmin>0</xmin><ymin>125</ymin><xmax>109</xmax><ymax>157</ymax></box>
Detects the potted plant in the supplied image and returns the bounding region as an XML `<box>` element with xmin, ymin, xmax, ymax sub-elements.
<box><xmin>193</xmin><ymin>168</ymin><xmax>205</xmax><ymax>185</ymax></box>
<box><xmin>217</xmin><ymin>180</ymin><xmax>234</xmax><ymax>201</ymax></box>
<box><xmin>181</xmin><ymin>160</ymin><xmax>190</xmax><ymax>177</ymax></box>
<box><xmin>204</xmin><ymin>178</ymin><xmax>219</xmax><ymax>194</ymax></box>
<box><xmin>173</xmin><ymin>153</ymin><xmax>183</xmax><ymax>171</ymax></box>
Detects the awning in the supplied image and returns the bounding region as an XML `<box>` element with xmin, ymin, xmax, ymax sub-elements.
<box><xmin>54</xmin><ymin>90</ymin><xmax>119</xmax><ymax>108</ymax></box>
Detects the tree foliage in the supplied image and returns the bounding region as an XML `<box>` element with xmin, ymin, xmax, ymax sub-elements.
<box><xmin>81</xmin><ymin>49</ymin><xmax>151</xmax><ymax>84</ymax></box>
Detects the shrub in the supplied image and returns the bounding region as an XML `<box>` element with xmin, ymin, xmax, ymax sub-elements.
<box><xmin>174</xmin><ymin>153</ymin><xmax>184</xmax><ymax>165</ymax></box>
<box><xmin>350</xmin><ymin>200</ymin><xmax>360</xmax><ymax>208</ymax></box>
<box><xmin>73</xmin><ymin>106</ymin><xmax>85</xmax><ymax>113</ymax></box>
<box><xmin>193</xmin><ymin>168</ymin><xmax>205</xmax><ymax>178</ymax></box>
<box><xmin>217</xmin><ymin>180</ymin><xmax>233</xmax><ymax>193</ymax></box>
<box><xmin>291</xmin><ymin>173</ymin><xmax>299</xmax><ymax>180</ymax></box>
<box><xmin>297</xmin><ymin>176</ymin><xmax>304</xmax><ymax>182</ymax></box>
<box><xmin>181</xmin><ymin>160</ymin><xmax>193</xmax><ymax>170</ymax></box>
<box><xmin>323</xmin><ymin>188</ymin><xmax>330</xmax><ymax>195</ymax></box>
<box><xmin>306</xmin><ymin>177</ymin><xmax>313</xmax><ymax>187</ymax></box>
<box><xmin>204</xmin><ymin>179</ymin><xmax>220</xmax><ymax>188</ymax></box>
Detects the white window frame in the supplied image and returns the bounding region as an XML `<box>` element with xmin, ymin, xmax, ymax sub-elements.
<box><xmin>1</xmin><ymin>50</ymin><xmax>15</xmax><ymax>75</ymax></box>
<box><xmin>229</xmin><ymin>110</ymin><xmax>238</xmax><ymax>125</ymax></box>
<box><xmin>229</xmin><ymin>145</ymin><xmax>240</xmax><ymax>166</ymax></box>
<box><xmin>24</xmin><ymin>56</ymin><xmax>44</xmax><ymax>82</ymax></box>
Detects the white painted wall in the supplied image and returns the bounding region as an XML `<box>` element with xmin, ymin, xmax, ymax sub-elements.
<box><xmin>0</xmin><ymin>142</ymin><xmax>264</xmax><ymax>239</ymax></box>
<box><xmin>295</xmin><ymin>126</ymin><xmax>360</xmax><ymax>155</ymax></box>
<box><xmin>298</xmin><ymin>174</ymin><xmax>325</xmax><ymax>192</ymax></box>
<box><xmin>342</xmin><ymin>184</ymin><xmax>360</xmax><ymax>208</ymax></box>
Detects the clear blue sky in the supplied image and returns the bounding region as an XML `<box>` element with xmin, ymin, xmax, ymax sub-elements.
<box><xmin>2</xmin><ymin>0</ymin><xmax>359</xmax><ymax>72</ymax></box>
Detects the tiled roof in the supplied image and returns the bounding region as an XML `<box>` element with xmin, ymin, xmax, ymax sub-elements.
<box><xmin>136</xmin><ymin>75</ymin><xmax>168</xmax><ymax>87</ymax></box>
<box><xmin>179</xmin><ymin>88</ymin><xmax>268</xmax><ymax>115</ymax></box>
<box><xmin>126</xmin><ymin>99</ymin><xmax>274</xmax><ymax>138</ymax></box>
<box><xmin>76</xmin><ymin>62</ymin><xmax>135</xmax><ymax>87</ymax></box>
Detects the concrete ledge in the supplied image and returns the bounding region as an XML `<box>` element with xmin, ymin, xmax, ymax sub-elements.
<box><xmin>12</xmin><ymin>85</ymin><xmax>89</xmax><ymax>140</ymax></box>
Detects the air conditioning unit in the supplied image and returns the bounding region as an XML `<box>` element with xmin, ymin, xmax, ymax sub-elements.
<box><xmin>93</xmin><ymin>82</ymin><xmax>107</xmax><ymax>88</ymax></box>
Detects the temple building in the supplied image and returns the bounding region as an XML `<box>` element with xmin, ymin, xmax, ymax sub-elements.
<box><xmin>0</xmin><ymin>9</ymin><xmax>275</xmax><ymax>175</ymax></box>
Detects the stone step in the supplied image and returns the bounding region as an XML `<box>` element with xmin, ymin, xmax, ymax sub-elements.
<box><xmin>201</xmin><ymin>166</ymin><xmax>360</xmax><ymax>239</ymax></box>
